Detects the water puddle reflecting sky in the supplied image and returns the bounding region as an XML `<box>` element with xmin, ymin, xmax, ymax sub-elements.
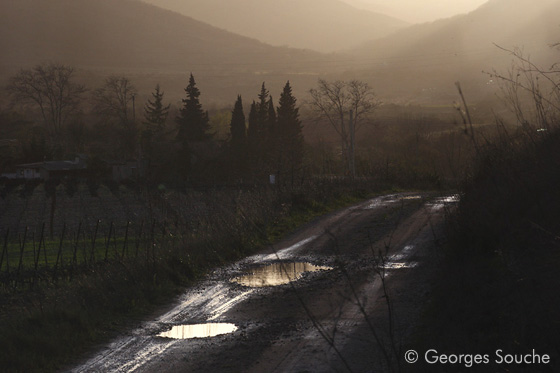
<box><xmin>231</xmin><ymin>262</ymin><xmax>332</xmax><ymax>287</ymax></box>
<box><xmin>157</xmin><ymin>323</ymin><xmax>237</xmax><ymax>339</ymax></box>
<box><xmin>384</xmin><ymin>262</ymin><xmax>418</xmax><ymax>269</ymax></box>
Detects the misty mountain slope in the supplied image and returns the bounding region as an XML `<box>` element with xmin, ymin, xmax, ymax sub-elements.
<box><xmin>352</xmin><ymin>0</ymin><xmax>560</xmax><ymax>69</ymax></box>
<box><xmin>0</xmin><ymin>0</ymin><xmax>328</xmax><ymax>73</ymax></box>
<box><xmin>138</xmin><ymin>0</ymin><xmax>408</xmax><ymax>53</ymax></box>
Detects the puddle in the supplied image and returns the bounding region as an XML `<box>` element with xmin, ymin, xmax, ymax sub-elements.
<box><xmin>157</xmin><ymin>323</ymin><xmax>237</xmax><ymax>339</ymax></box>
<box><xmin>430</xmin><ymin>195</ymin><xmax>460</xmax><ymax>211</ymax></box>
<box><xmin>400</xmin><ymin>195</ymin><xmax>422</xmax><ymax>200</ymax></box>
<box><xmin>231</xmin><ymin>262</ymin><xmax>332</xmax><ymax>287</ymax></box>
<box><xmin>437</xmin><ymin>195</ymin><xmax>460</xmax><ymax>203</ymax></box>
<box><xmin>384</xmin><ymin>262</ymin><xmax>418</xmax><ymax>269</ymax></box>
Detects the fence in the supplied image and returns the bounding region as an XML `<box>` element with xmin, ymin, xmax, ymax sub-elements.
<box><xmin>0</xmin><ymin>218</ymin><xmax>172</xmax><ymax>290</ymax></box>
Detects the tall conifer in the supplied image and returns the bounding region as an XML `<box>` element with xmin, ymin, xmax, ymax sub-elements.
<box><xmin>230</xmin><ymin>95</ymin><xmax>246</xmax><ymax>150</ymax></box>
<box><xmin>277</xmin><ymin>81</ymin><xmax>303</xmax><ymax>179</ymax></box>
<box><xmin>247</xmin><ymin>100</ymin><xmax>259</xmax><ymax>148</ymax></box>
<box><xmin>142</xmin><ymin>84</ymin><xmax>170</xmax><ymax>161</ymax></box>
<box><xmin>143</xmin><ymin>84</ymin><xmax>170</xmax><ymax>131</ymax></box>
<box><xmin>175</xmin><ymin>73</ymin><xmax>211</xmax><ymax>143</ymax></box>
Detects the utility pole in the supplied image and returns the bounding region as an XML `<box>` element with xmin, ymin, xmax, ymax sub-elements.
<box><xmin>349</xmin><ymin>109</ymin><xmax>356</xmax><ymax>179</ymax></box>
<box><xmin>132</xmin><ymin>93</ymin><xmax>142</xmax><ymax>179</ymax></box>
<box><xmin>132</xmin><ymin>93</ymin><xmax>136</xmax><ymax>123</ymax></box>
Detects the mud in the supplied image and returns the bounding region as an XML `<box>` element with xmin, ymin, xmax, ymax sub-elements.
<box><xmin>71</xmin><ymin>192</ymin><xmax>454</xmax><ymax>373</ymax></box>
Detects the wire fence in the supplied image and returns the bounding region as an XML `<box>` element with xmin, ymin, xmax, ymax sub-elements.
<box><xmin>0</xmin><ymin>218</ymin><xmax>172</xmax><ymax>290</ymax></box>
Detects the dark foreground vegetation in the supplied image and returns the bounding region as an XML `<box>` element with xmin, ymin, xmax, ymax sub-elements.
<box><xmin>0</xmin><ymin>178</ymin><xmax>400</xmax><ymax>372</ymax></box>
<box><xmin>419</xmin><ymin>51</ymin><xmax>560</xmax><ymax>372</ymax></box>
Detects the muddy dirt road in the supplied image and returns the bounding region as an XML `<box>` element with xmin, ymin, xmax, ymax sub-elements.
<box><xmin>71</xmin><ymin>193</ymin><xmax>457</xmax><ymax>373</ymax></box>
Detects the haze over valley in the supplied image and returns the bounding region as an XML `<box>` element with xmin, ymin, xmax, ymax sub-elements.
<box><xmin>1</xmin><ymin>0</ymin><xmax>557</xmax><ymax>106</ymax></box>
<box><xmin>1</xmin><ymin>1</ymin><xmax>560</xmax><ymax>372</ymax></box>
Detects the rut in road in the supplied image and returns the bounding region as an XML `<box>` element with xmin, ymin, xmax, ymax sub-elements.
<box><xmin>71</xmin><ymin>193</ymin><xmax>455</xmax><ymax>373</ymax></box>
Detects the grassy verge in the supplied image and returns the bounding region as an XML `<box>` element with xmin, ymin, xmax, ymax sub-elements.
<box><xmin>0</xmin><ymin>181</ymin><xmax>397</xmax><ymax>372</ymax></box>
<box><xmin>417</xmin><ymin>127</ymin><xmax>560</xmax><ymax>371</ymax></box>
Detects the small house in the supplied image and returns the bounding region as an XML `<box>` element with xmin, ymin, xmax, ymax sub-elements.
<box><xmin>11</xmin><ymin>155</ymin><xmax>87</xmax><ymax>180</ymax></box>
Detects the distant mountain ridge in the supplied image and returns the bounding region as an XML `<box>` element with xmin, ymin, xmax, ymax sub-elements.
<box><xmin>138</xmin><ymin>0</ymin><xmax>408</xmax><ymax>52</ymax></box>
<box><xmin>352</xmin><ymin>0</ymin><xmax>559</xmax><ymax>66</ymax></box>
<box><xmin>0</xmin><ymin>0</ymin><xmax>328</xmax><ymax>73</ymax></box>
<box><xmin>345</xmin><ymin>0</ymin><xmax>560</xmax><ymax>103</ymax></box>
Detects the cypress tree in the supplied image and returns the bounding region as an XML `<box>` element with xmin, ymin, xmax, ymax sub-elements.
<box><xmin>277</xmin><ymin>81</ymin><xmax>303</xmax><ymax>180</ymax></box>
<box><xmin>246</xmin><ymin>83</ymin><xmax>279</xmax><ymax>179</ymax></box>
<box><xmin>256</xmin><ymin>82</ymin><xmax>269</xmax><ymax>143</ymax></box>
<box><xmin>229</xmin><ymin>95</ymin><xmax>247</xmax><ymax>178</ymax></box>
<box><xmin>230</xmin><ymin>95</ymin><xmax>246</xmax><ymax>150</ymax></box>
<box><xmin>267</xmin><ymin>95</ymin><xmax>277</xmax><ymax>135</ymax></box>
<box><xmin>247</xmin><ymin>100</ymin><xmax>259</xmax><ymax>148</ymax></box>
<box><xmin>266</xmin><ymin>95</ymin><xmax>278</xmax><ymax>170</ymax></box>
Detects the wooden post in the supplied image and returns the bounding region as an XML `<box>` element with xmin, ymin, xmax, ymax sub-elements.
<box><xmin>104</xmin><ymin>221</ymin><xmax>113</xmax><ymax>262</ymax></box>
<box><xmin>72</xmin><ymin>221</ymin><xmax>81</xmax><ymax>267</ymax></box>
<box><xmin>0</xmin><ymin>229</ymin><xmax>9</xmax><ymax>273</ymax></box>
<box><xmin>349</xmin><ymin>109</ymin><xmax>356</xmax><ymax>180</ymax></box>
<box><xmin>15</xmin><ymin>227</ymin><xmax>27</xmax><ymax>288</ymax></box>
<box><xmin>90</xmin><ymin>220</ymin><xmax>99</xmax><ymax>264</ymax></box>
<box><xmin>42</xmin><ymin>224</ymin><xmax>48</xmax><ymax>267</ymax></box>
<box><xmin>34</xmin><ymin>223</ymin><xmax>45</xmax><ymax>272</ymax></box>
<box><xmin>53</xmin><ymin>223</ymin><xmax>66</xmax><ymax>281</ymax></box>
<box><xmin>135</xmin><ymin>220</ymin><xmax>143</xmax><ymax>259</ymax></box>
<box><xmin>122</xmin><ymin>221</ymin><xmax>130</xmax><ymax>260</ymax></box>
<box><xmin>32</xmin><ymin>223</ymin><xmax>46</xmax><ymax>288</ymax></box>
<box><xmin>149</xmin><ymin>219</ymin><xmax>156</xmax><ymax>265</ymax></box>
<box><xmin>112</xmin><ymin>226</ymin><xmax>118</xmax><ymax>260</ymax></box>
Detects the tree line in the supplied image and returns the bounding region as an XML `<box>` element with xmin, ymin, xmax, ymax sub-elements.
<box><xmin>3</xmin><ymin>63</ymin><xmax>305</xmax><ymax>186</ymax></box>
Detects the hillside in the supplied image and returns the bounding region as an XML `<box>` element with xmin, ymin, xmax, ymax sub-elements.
<box><xmin>138</xmin><ymin>0</ymin><xmax>408</xmax><ymax>53</ymax></box>
<box><xmin>341</xmin><ymin>0</ymin><xmax>489</xmax><ymax>24</ymax></box>
<box><xmin>0</xmin><ymin>0</ymin><xmax>328</xmax><ymax>74</ymax></box>
<box><xmin>344</xmin><ymin>0</ymin><xmax>560</xmax><ymax>104</ymax></box>
<box><xmin>354</xmin><ymin>0</ymin><xmax>558</xmax><ymax>68</ymax></box>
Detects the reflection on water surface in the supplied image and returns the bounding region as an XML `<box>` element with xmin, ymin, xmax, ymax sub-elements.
<box><xmin>158</xmin><ymin>323</ymin><xmax>237</xmax><ymax>339</ymax></box>
<box><xmin>232</xmin><ymin>262</ymin><xmax>331</xmax><ymax>287</ymax></box>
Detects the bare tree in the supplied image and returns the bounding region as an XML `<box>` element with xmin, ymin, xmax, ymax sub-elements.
<box><xmin>92</xmin><ymin>76</ymin><xmax>138</xmax><ymax>157</ymax></box>
<box><xmin>309</xmin><ymin>79</ymin><xmax>378</xmax><ymax>178</ymax></box>
<box><xmin>92</xmin><ymin>76</ymin><xmax>137</xmax><ymax>125</ymax></box>
<box><xmin>489</xmin><ymin>45</ymin><xmax>560</xmax><ymax>131</ymax></box>
<box><xmin>7</xmin><ymin>63</ymin><xmax>86</xmax><ymax>146</ymax></box>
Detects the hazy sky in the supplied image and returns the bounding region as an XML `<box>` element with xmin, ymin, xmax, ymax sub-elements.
<box><xmin>342</xmin><ymin>0</ymin><xmax>489</xmax><ymax>23</ymax></box>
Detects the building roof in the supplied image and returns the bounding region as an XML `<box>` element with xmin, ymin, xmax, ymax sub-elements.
<box><xmin>43</xmin><ymin>160</ymin><xmax>86</xmax><ymax>171</ymax></box>
<box><xmin>16</xmin><ymin>157</ymin><xmax>87</xmax><ymax>171</ymax></box>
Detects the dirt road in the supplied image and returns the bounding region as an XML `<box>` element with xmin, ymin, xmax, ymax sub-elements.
<box><xmin>71</xmin><ymin>193</ymin><xmax>456</xmax><ymax>373</ymax></box>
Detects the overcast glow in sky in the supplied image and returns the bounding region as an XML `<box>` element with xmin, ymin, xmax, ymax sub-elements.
<box><xmin>343</xmin><ymin>0</ymin><xmax>489</xmax><ymax>23</ymax></box>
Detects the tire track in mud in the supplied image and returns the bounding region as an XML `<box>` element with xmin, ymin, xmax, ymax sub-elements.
<box><xmin>70</xmin><ymin>193</ymin><xmax>457</xmax><ymax>373</ymax></box>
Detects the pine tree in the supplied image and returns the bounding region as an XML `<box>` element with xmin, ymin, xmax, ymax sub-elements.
<box><xmin>256</xmin><ymin>82</ymin><xmax>269</xmax><ymax>142</ymax></box>
<box><xmin>246</xmin><ymin>83</ymin><xmax>280</xmax><ymax>179</ymax></box>
<box><xmin>230</xmin><ymin>95</ymin><xmax>246</xmax><ymax>150</ymax></box>
<box><xmin>247</xmin><ymin>100</ymin><xmax>259</xmax><ymax>149</ymax></box>
<box><xmin>267</xmin><ymin>96</ymin><xmax>277</xmax><ymax>135</ymax></box>
<box><xmin>277</xmin><ymin>81</ymin><xmax>303</xmax><ymax>181</ymax></box>
<box><xmin>175</xmin><ymin>73</ymin><xmax>212</xmax><ymax>179</ymax></box>
<box><xmin>228</xmin><ymin>95</ymin><xmax>247</xmax><ymax>179</ymax></box>
<box><xmin>175</xmin><ymin>73</ymin><xmax>212</xmax><ymax>143</ymax></box>
<box><xmin>143</xmin><ymin>84</ymin><xmax>170</xmax><ymax>132</ymax></box>
<box><xmin>266</xmin><ymin>95</ymin><xmax>278</xmax><ymax>170</ymax></box>
<box><xmin>142</xmin><ymin>84</ymin><xmax>170</xmax><ymax>161</ymax></box>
